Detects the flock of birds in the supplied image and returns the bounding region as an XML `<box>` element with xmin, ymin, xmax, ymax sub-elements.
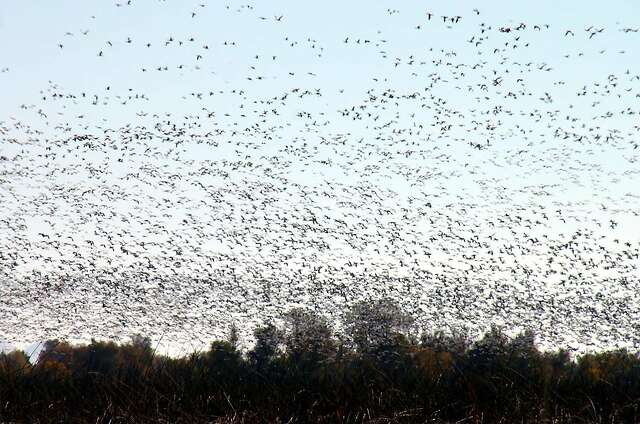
<box><xmin>0</xmin><ymin>0</ymin><xmax>639</xmax><ymax>355</ymax></box>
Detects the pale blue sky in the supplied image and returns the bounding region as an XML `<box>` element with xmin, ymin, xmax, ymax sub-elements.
<box><xmin>1</xmin><ymin>0</ymin><xmax>638</xmax><ymax>264</ymax></box>
<box><xmin>0</xmin><ymin>0</ymin><xmax>638</xmax><ymax>270</ymax></box>
<box><xmin>1</xmin><ymin>0</ymin><xmax>639</xmax><ymax>123</ymax></box>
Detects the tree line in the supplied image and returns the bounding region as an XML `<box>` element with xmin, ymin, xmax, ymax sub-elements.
<box><xmin>2</xmin><ymin>298</ymin><xmax>640</xmax><ymax>423</ymax></box>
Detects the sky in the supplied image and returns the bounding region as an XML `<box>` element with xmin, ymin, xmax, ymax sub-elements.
<box><xmin>0</xmin><ymin>0</ymin><xmax>639</xmax><ymax>355</ymax></box>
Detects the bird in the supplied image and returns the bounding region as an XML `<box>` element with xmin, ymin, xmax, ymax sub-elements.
<box><xmin>0</xmin><ymin>0</ymin><xmax>638</xmax><ymax>359</ymax></box>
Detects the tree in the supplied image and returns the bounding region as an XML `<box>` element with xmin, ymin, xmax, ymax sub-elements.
<box><xmin>468</xmin><ymin>325</ymin><xmax>509</xmax><ymax>362</ymax></box>
<box><xmin>421</xmin><ymin>326</ymin><xmax>472</xmax><ymax>357</ymax></box>
<box><xmin>228</xmin><ymin>322</ymin><xmax>240</xmax><ymax>350</ymax></box>
<box><xmin>118</xmin><ymin>334</ymin><xmax>154</xmax><ymax>381</ymax></box>
<box><xmin>248</xmin><ymin>322</ymin><xmax>281</xmax><ymax>370</ymax></box>
<box><xmin>281</xmin><ymin>308</ymin><xmax>335</xmax><ymax>361</ymax></box>
<box><xmin>0</xmin><ymin>350</ymin><xmax>30</xmax><ymax>378</ymax></box>
<box><xmin>37</xmin><ymin>340</ymin><xmax>74</xmax><ymax>367</ymax></box>
<box><xmin>343</xmin><ymin>298</ymin><xmax>414</xmax><ymax>354</ymax></box>
<box><xmin>81</xmin><ymin>339</ymin><xmax>119</xmax><ymax>375</ymax></box>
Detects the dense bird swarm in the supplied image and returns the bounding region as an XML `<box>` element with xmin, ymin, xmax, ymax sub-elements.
<box><xmin>0</xmin><ymin>1</ymin><xmax>639</xmax><ymax>354</ymax></box>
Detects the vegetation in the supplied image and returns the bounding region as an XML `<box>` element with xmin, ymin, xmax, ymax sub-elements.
<box><xmin>3</xmin><ymin>300</ymin><xmax>640</xmax><ymax>423</ymax></box>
